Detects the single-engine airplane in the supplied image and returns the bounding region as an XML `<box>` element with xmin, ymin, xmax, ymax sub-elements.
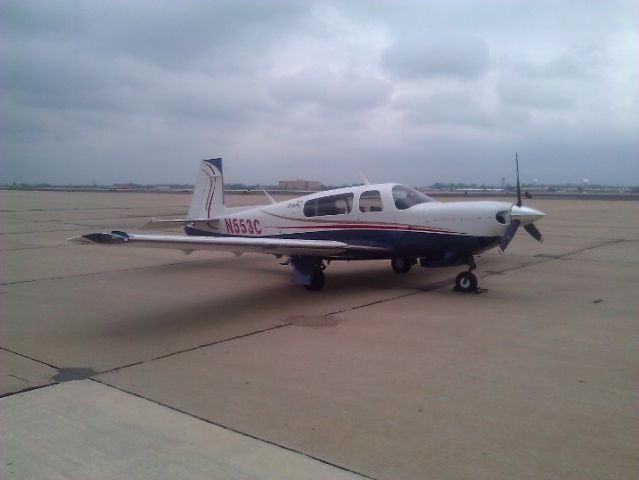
<box><xmin>70</xmin><ymin>156</ymin><xmax>545</xmax><ymax>291</ymax></box>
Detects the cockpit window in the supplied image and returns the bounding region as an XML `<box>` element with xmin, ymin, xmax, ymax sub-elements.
<box><xmin>304</xmin><ymin>193</ymin><xmax>354</xmax><ymax>217</ymax></box>
<box><xmin>392</xmin><ymin>185</ymin><xmax>434</xmax><ymax>210</ymax></box>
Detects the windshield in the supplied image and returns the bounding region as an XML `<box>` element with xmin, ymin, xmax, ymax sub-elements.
<box><xmin>392</xmin><ymin>185</ymin><xmax>434</xmax><ymax>210</ymax></box>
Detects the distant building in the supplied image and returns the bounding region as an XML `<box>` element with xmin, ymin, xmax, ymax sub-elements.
<box><xmin>112</xmin><ymin>183</ymin><xmax>135</xmax><ymax>190</ymax></box>
<box><xmin>278</xmin><ymin>179</ymin><xmax>321</xmax><ymax>191</ymax></box>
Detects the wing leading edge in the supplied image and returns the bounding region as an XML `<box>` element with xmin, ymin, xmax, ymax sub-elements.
<box><xmin>68</xmin><ymin>231</ymin><xmax>389</xmax><ymax>257</ymax></box>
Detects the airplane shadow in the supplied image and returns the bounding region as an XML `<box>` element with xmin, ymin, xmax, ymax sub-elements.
<box><xmin>101</xmin><ymin>260</ymin><xmax>454</xmax><ymax>338</ymax></box>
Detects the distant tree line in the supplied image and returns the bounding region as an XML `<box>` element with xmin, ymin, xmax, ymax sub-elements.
<box><xmin>3</xmin><ymin>181</ymin><xmax>638</xmax><ymax>193</ymax></box>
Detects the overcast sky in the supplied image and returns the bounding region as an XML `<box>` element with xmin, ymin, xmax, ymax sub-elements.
<box><xmin>2</xmin><ymin>0</ymin><xmax>638</xmax><ymax>186</ymax></box>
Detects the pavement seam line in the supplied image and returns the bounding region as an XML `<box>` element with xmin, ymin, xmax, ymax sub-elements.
<box><xmin>0</xmin><ymin>326</ymin><xmax>295</xmax><ymax>398</ymax></box>
<box><xmin>478</xmin><ymin>239</ymin><xmax>626</xmax><ymax>278</ymax></box>
<box><xmin>554</xmin><ymin>238</ymin><xmax>625</xmax><ymax>258</ymax></box>
<box><xmin>0</xmin><ymin>261</ymin><xmax>196</xmax><ymax>286</ymax></box>
<box><xmin>0</xmin><ymin>227</ymin><xmax>91</xmax><ymax>237</ymax></box>
<box><xmin>97</xmin><ymin>323</ymin><xmax>293</xmax><ymax>376</ymax></box>
<box><xmin>90</xmin><ymin>378</ymin><xmax>378</xmax><ymax>480</ymax></box>
<box><xmin>326</xmin><ymin>278</ymin><xmax>456</xmax><ymax>317</ymax></box>
<box><xmin>0</xmin><ymin>382</ymin><xmax>57</xmax><ymax>399</ymax></box>
<box><xmin>0</xmin><ymin>346</ymin><xmax>59</xmax><ymax>369</ymax></box>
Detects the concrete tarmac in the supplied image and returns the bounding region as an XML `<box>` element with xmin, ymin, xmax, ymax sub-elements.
<box><xmin>1</xmin><ymin>190</ymin><xmax>637</xmax><ymax>479</ymax></box>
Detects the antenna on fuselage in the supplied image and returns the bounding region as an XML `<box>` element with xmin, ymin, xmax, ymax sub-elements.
<box><xmin>515</xmin><ymin>153</ymin><xmax>522</xmax><ymax>207</ymax></box>
<box><xmin>262</xmin><ymin>189</ymin><xmax>276</xmax><ymax>204</ymax></box>
<box><xmin>358</xmin><ymin>171</ymin><xmax>371</xmax><ymax>186</ymax></box>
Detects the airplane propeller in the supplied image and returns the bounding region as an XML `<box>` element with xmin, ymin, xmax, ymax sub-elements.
<box><xmin>498</xmin><ymin>154</ymin><xmax>545</xmax><ymax>253</ymax></box>
<box><xmin>499</xmin><ymin>219</ymin><xmax>520</xmax><ymax>252</ymax></box>
<box><xmin>523</xmin><ymin>222</ymin><xmax>543</xmax><ymax>242</ymax></box>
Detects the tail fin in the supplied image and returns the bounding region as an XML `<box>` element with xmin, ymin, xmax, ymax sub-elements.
<box><xmin>188</xmin><ymin>158</ymin><xmax>225</xmax><ymax>220</ymax></box>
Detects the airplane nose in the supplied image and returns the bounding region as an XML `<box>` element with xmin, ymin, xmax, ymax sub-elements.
<box><xmin>510</xmin><ymin>205</ymin><xmax>545</xmax><ymax>225</ymax></box>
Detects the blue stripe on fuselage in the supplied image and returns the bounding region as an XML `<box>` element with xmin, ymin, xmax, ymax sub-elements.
<box><xmin>184</xmin><ymin>225</ymin><xmax>500</xmax><ymax>259</ymax></box>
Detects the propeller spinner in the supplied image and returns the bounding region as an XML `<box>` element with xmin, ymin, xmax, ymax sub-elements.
<box><xmin>498</xmin><ymin>154</ymin><xmax>545</xmax><ymax>253</ymax></box>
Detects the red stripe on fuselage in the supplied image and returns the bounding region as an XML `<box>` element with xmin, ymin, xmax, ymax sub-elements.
<box><xmin>261</xmin><ymin>224</ymin><xmax>462</xmax><ymax>234</ymax></box>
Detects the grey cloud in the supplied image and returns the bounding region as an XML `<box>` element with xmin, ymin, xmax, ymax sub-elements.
<box><xmin>2</xmin><ymin>0</ymin><xmax>309</xmax><ymax>72</ymax></box>
<box><xmin>89</xmin><ymin>2</ymin><xmax>308</xmax><ymax>71</ymax></box>
<box><xmin>155</xmin><ymin>75</ymin><xmax>277</xmax><ymax>124</ymax></box>
<box><xmin>498</xmin><ymin>72</ymin><xmax>577</xmax><ymax>110</ymax></box>
<box><xmin>382</xmin><ymin>33</ymin><xmax>490</xmax><ymax>79</ymax></box>
<box><xmin>393</xmin><ymin>92</ymin><xmax>497</xmax><ymax>127</ymax></box>
<box><xmin>269</xmin><ymin>67</ymin><xmax>392</xmax><ymax>112</ymax></box>
<box><xmin>511</xmin><ymin>44</ymin><xmax>608</xmax><ymax>79</ymax></box>
<box><xmin>1</xmin><ymin>0</ymin><xmax>88</xmax><ymax>41</ymax></box>
<box><xmin>6</xmin><ymin>39</ymin><xmax>131</xmax><ymax>111</ymax></box>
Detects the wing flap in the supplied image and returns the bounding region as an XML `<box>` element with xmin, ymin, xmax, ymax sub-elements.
<box><xmin>69</xmin><ymin>231</ymin><xmax>388</xmax><ymax>257</ymax></box>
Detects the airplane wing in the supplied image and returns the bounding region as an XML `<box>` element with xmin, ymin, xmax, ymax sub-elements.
<box><xmin>68</xmin><ymin>231</ymin><xmax>389</xmax><ymax>257</ymax></box>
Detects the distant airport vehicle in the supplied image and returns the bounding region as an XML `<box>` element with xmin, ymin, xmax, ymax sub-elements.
<box><xmin>70</xmin><ymin>156</ymin><xmax>545</xmax><ymax>291</ymax></box>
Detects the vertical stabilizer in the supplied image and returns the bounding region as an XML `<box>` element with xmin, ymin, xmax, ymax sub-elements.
<box><xmin>188</xmin><ymin>158</ymin><xmax>225</xmax><ymax>220</ymax></box>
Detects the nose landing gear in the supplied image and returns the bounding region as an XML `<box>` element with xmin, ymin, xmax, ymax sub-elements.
<box><xmin>454</xmin><ymin>271</ymin><xmax>478</xmax><ymax>292</ymax></box>
<box><xmin>454</xmin><ymin>256</ymin><xmax>480</xmax><ymax>293</ymax></box>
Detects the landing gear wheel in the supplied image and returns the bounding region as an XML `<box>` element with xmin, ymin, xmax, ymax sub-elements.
<box><xmin>391</xmin><ymin>257</ymin><xmax>414</xmax><ymax>274</ymax></box>
<box><xmin>454</xmin><ymin>271</ymin><xmax>478</xmax><ymax>293</ymax></box>
<box><xmin>304</xmin><ymin>267</ymin><xmax>325</xmax><ymax>291</ymax></box>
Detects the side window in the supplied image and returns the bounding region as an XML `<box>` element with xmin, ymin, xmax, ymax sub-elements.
<box><xmin>304</xmin><ymin>193</ymin><xmax>354</xmax><ymax>217</ymax></box>
<box><xmin>358</xmin><ymin>190</ymin><xmax>383</xmax><ymax>213</ymax></box>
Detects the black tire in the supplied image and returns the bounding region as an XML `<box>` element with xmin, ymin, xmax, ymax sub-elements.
<box><xmin>391</xmin><ymin>257</ymin><xmax>413</xmax><ymax>274</ymax></box>
<box><xmin>455</xmin><ymin>271</ymin><xmax>478</xmax><ymax>293</ymax></box>
<box><xmin>304</xmin><ymin>268</ymin><xmax>325</xmax><ymax>291</ymax></box>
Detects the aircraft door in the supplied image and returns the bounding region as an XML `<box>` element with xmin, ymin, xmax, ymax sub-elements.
<box><xmin>357</xmin><ymin>190</ymin><xmax>384</xmax><ymax>216</ymax></box>
<box><xmin>356</xmin><ymin>190</ymin><xmax>390</xmax><ymax>247</ymax></box>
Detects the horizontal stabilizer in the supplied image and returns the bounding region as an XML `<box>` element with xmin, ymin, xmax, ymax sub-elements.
<box><xmin>140</xmin><ymin>218</ymin><xmax>190</xmax><ymax>230</ymax></box>
<box><xmin>140</xmin><ymin>218</ymin><xmax>219</xmax><ymax>230</ymax></box>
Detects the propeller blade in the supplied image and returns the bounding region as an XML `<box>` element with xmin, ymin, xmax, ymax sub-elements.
<box><xmin>499</xmin><ymin>219</ymin><xmax>520</xmax><ymax>253</ymax></box>
<box><xmin>515</xmin><ymin>153</ymin><xmax>522</xmax><ymax>207</ymax></box>
<box><xmin>524</xmin><ymin>223</ymin><xmax>543</xmax><ymax>242</ymax></box>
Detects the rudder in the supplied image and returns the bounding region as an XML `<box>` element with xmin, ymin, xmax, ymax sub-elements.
<box><xmin>188</xmin><ymin>158</ymin><xmax>225</xmax><ymax>220</ymax></box>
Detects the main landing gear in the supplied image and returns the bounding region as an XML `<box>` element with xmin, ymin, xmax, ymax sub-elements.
<box><xmin>391</xmin><ymin>257</ymin><xmax>417</xmax><ymax>273</ymax></box>
<box><xmin>305</xmin><ymin>263</ymin><xmax>326</xmax><ymax>291</ymax></box>
<box><xmin>454</xmin><ymin>256</ymin><xmax>480</xmax><ymax>293</ymax></box>
<box><xmin>288</xmin><ymin>256</ymin><xmax>327</xmax><ymax>291</ymax></box>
